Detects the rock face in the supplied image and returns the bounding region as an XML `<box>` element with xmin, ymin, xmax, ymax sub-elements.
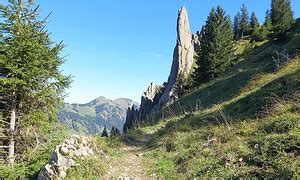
<box><xmin>58</xmin><ymin>97</ymin><xmax>138</xmax><ymax>134</ymax></box>
<box><xmin>38</xmin><ymin>135</ymin><xmax>102</xmax><ymax>179</ymax></box>
<box><xmin>124</xmin><ymin>6</ymin><xmax>196</xmax><ymax>132</ymax></box>
<box><xmin>123</xmin><ymin>82</ymin><xmax>164</xmax><ymax>132</ymax></box>
<box><xmin>156</xmin><ymin>6</ymin><xmax>194</xmax><ymax>109</ymax></box>
<box><xmin>140</xmin><ymin>82</ymin><xmax>164</xmax><ymax>120</ymax></box>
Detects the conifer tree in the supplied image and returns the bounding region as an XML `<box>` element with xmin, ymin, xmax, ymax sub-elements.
<box><xmin>193</xmin><ymin>6</ymin><xmax>234</xmax><ymax>85</ymax></box>
<box><xmin>271</xmin><ymin>0</ymin><xmax>294</xmax><ymax>39</ymax></box>
<box><xmin>110</xmin><ymin>125</ymin><xmax>121</xmax><ymax>137</ymax></box>
<box><xmin>251</xmin><ymin>9</ymin><xmax>272</xmax><ymax>41</ymax></box>
<box><xmin>173</xmin><ymin>74</ymin><xmax>190</xmax><ymax>98</ymax></box>
<box><xmin>264</xmin><ymin>10</ymin><xmax>272</xmax><ymax>29</ymax></box>
<box><xmin>101</xmin><ymin>126</ymin><xmax>109</xmax><ymax>137</ymax></box>
<box><xmin>250</xmin><ymin>12</ymin><xmax>260</xmax><ymax>35</ymax></box>
<box><xmin>240</xmin><ymin>4</ymin><xmax>250</xmax><ymax>37</ymax></box>
<box><xmin>0</xmin><ymin>0</ymin><xmax>71</xmax><ymax>164</ymax></box>
<box><xmin>234</xmin><ymin>11</ymin><xmax>242</xmax><ymax>39</ymax></box>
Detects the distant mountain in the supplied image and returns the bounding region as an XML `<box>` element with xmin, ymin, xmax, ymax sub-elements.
<box><xmin>58</xmin><ymin>97</ymin><xmax>139</xmax><ymax>134</ymax></box>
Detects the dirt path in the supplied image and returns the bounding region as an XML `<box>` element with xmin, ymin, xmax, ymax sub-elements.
<box><xmin>103</xmin><ymin>134</ymin><xmax>153</xmax><ymax>179</ymax></box>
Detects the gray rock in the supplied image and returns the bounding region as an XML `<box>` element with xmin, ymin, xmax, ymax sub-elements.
<box><xmin>38</xmin><ymin>135</ymin><xmax>96</xmax><ymax>179</ymax></box>
<box><xmin>60</xmin><ymin>146</ymin><xmax>69</xmax><ymax>156</ymax></box>
<box><xmin>156</xmin><ymin>6</ymin><xmax>194</xmax><ymax>109</ymax></box>
<box><xmin>124</xmin><ymin>6</ymin><xmax>196</xmax><ymax>132</ymax></box>
<box><xmin>192</xmin><ymin>31</ymin><xmax>201</xmax><ymax>53</ymax></box>
<box><xmin>140</xmin><ymin>82</ymin><xmax>164</xmax><ymax>120</ymax></box>
<box><xmin>142</xmin><ymin>82</ymin><xmax>161</xmax><ymax>102</ymax></box>
<box><xmin>59</xmin><ymin>171</ymin><xmax>67</xmax><ymax>178</ymax></box>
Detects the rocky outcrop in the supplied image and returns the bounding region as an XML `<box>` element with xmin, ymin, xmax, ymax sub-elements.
<box><xmin>156</xmin><ymin>6</ymin><xmax>194</xmax><ymax>109</ymax></box>
<box><xmin>140</xmin><ymin>82</ymin><xmax>164</xmax><ymax>119</ymax></box>
<box><xmin>123</xmin><ymin>82</ymin><xmax>164</xmax><ymax>132</ymax></box>
<box><xmin>124</xmin><ymin>6</ymin><xmax>197</xmax><ymax>132</ymax></box>
<box><xmin>123</xmin><ymin>106</ymin><xmax>139</xmax><ymax>133</ymax></box>
<box><xmin>38</xmin><ymin>135</ymin><xmax>104</xmax><ymax>179</ymax></box>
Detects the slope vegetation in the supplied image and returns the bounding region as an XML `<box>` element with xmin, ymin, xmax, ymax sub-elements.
<box><xmin>124</xmin><ymin>22</ymin><xmax>300</xmax><ymax>178</ymax></box>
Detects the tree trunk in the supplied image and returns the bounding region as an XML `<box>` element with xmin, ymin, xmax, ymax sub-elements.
<box><xmin>7</xmin><ymin>106</ymin><xmax>16</xmax><ymax>165</ymax></box>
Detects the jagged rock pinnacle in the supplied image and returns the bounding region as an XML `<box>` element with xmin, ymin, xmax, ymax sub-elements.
<box><xmin>156</xmin><ymin>6</ymin><xmax>194</xmax><ymax>109</ymax></box>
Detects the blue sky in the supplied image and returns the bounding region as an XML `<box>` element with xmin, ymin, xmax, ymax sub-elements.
<box><xmin>34</xmin><ymin>0</ymin><xmax>300</xmax><ymax>104</ymax></box>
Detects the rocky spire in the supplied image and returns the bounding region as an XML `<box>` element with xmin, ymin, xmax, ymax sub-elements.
<box><xmin>123</xmin><ymin>7</ymin><xmax>196</xmax><ymax>133</ymax></box>
<box><xmin>156</xmin><ymin>6</ymin><xmax>194</xmax><ymax>109</ymax></box>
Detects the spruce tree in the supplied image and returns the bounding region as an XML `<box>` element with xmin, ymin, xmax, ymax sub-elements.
<box><xmin>173</xmin><ymin>74</ymin><xmax>190</xmax><ymax>98</ymax></box>
<box><xmin>250</xmin><ymin>12</ymin><xmax>260</xmax><ymax>35</ymax></box>
<box><xmin>0</xmin><ymin>0</ymin><xmax>71</xmax><ymax>164</ymax></box>
<box><xmin>234</xmin><ymin>11</ymin><xmax>242</xmax><ymax>39</ymax></box>
<box><xmin>240</xmin><ymin>4</ymin><xmax>250</xmax><ymax>37</ymax></box>
<box><xmin>271</xmin><ymin>0</ymin><xmax>294</xmax><ymax>39</ymax></box>
<box><xmin>193</xmin><ymin>6</ymin><xmax>235</xmax><ymax>85</ymax></box>
<box><xmin>264</xmin><ymin>10</ymin><xmax>273</xmax><ymax>33</ymax></box>
<box><xmin>110</xmin><ymin>125</ymin><xmax>121</xmax><ymax>137</ymax></box>
<box><xmin>101</xmin><ymin>126</ymin><xmax>109</xmax><ymax>137</ymax></box>
<box><xmin>251</xmin><ymin>9</ymin><xmax>272</xmax><ymax>41</ymax></box>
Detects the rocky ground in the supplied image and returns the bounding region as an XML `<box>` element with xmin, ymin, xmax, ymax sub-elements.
<box><xmin>39</xmin><ymin>133</ymin><xmax>156</xmax><ymax>179</ymax></box>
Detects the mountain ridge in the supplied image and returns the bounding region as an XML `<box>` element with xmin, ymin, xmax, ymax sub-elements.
<box><xmin>58</xmin><ymin>96</ymin><xmax>139</xmax><ymax>134</ymax></box>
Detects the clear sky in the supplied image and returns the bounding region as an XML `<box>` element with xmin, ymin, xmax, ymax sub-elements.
<box><xmin>34</xmin><ymin>0</ymin><xmax>300</xmax><ymax>104</ymax></box>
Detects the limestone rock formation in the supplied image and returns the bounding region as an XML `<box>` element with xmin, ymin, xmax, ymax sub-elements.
<box><xmin>156</xmin><ymin>6</ymin><xmax>194</xmax><ymax>109</ymax></box>
<box><xmin>123</xmin><ymin>82</ymin><xmax>164</xmax><ymax>132</ymax></box>
<box><xmin>38</xmin><ymin>135</ymin><xmax>105</xmax><ymax>179</ymax></box>
<box><xmin>140</xmin><ymin>82</ymin><xmax>164</xmax><ymax>119</ymax></box>
<box><xmin>123</xmin><ymin>106</ymin><xmax>139</xmax><ymax>133</ymax></box>
<box><xmin>124</xmin><ymin>6</ymin><xmax>197</xmax><ymax>132</ymax></box>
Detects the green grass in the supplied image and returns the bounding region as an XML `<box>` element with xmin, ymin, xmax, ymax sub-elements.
<box><xmin>141</xmin><ymin>96</ymin><xmax>299</xmax><ymax>178</ymax></box>
<box><xmin>128</xmin><ymin>29</ymin><xmax>300</xmax><ymax>178</ymax></box>
<box><xmin>0</xmin><ymin>122</ymin><xmax>68</xmax><ymax>179</ymax></box>
<box><xmin>66</xmin><ymin>157</ymin><xmax>107</xmax><ymax>179</ymax></box>
<box><xmin>64</xmin><ymin>136</ymin><xmax>122</xmax><ymax>178</ymax></box>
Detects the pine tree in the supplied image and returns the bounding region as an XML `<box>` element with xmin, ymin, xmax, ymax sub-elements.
<box><xmin>193</xmin><ymin>6</ymin><xmax>235</xmax><ymax>85</ymax></box>
<box><xmin>250</xmin><ymin>12</ymin><xmax>260</xmax><ymax>35</ymax></box>
<box><xmin>110</xmin><ymin>125</ymin><xmax>121</xmax><ymax>137</ymax></box>
<box><xmin>240</xmin><ymin>4</ymin><xmax>250</xmax><ymax>37</ymax></box>
<box><xmin>271</xmin><ymin>0</ymin><xmax>294</xmax><ymax>40</ymax></box>
<box><xmin>233</xmin><ymin>11</ymin><xmax>242</xmax><ymax>39</ymax></box>
<box><xmin>0</xmin><ymin>0</ymin><xmax>71</xmax><ymax>164</ymax></box>
<box><xmin>101</xmin><ymin>126</ymin><xmax>109</xmax><ymax>137</ymax></box>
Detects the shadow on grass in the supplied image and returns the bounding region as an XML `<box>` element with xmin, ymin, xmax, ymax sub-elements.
<box><xmin>161</xmin><ymin>41</ymin><xmax>280</xmax><ymax>119</ymax></box>
<box><xmin>147</xmin><ymin>68</ymin><xmax>299</xmax><ymax>147</ymax></box>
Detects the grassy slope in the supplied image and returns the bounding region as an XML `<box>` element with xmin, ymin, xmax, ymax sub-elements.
<box><xmin>125</xmin><ymin>24</ymin><xmax>300</xmax><ymax>178</ymax></box>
